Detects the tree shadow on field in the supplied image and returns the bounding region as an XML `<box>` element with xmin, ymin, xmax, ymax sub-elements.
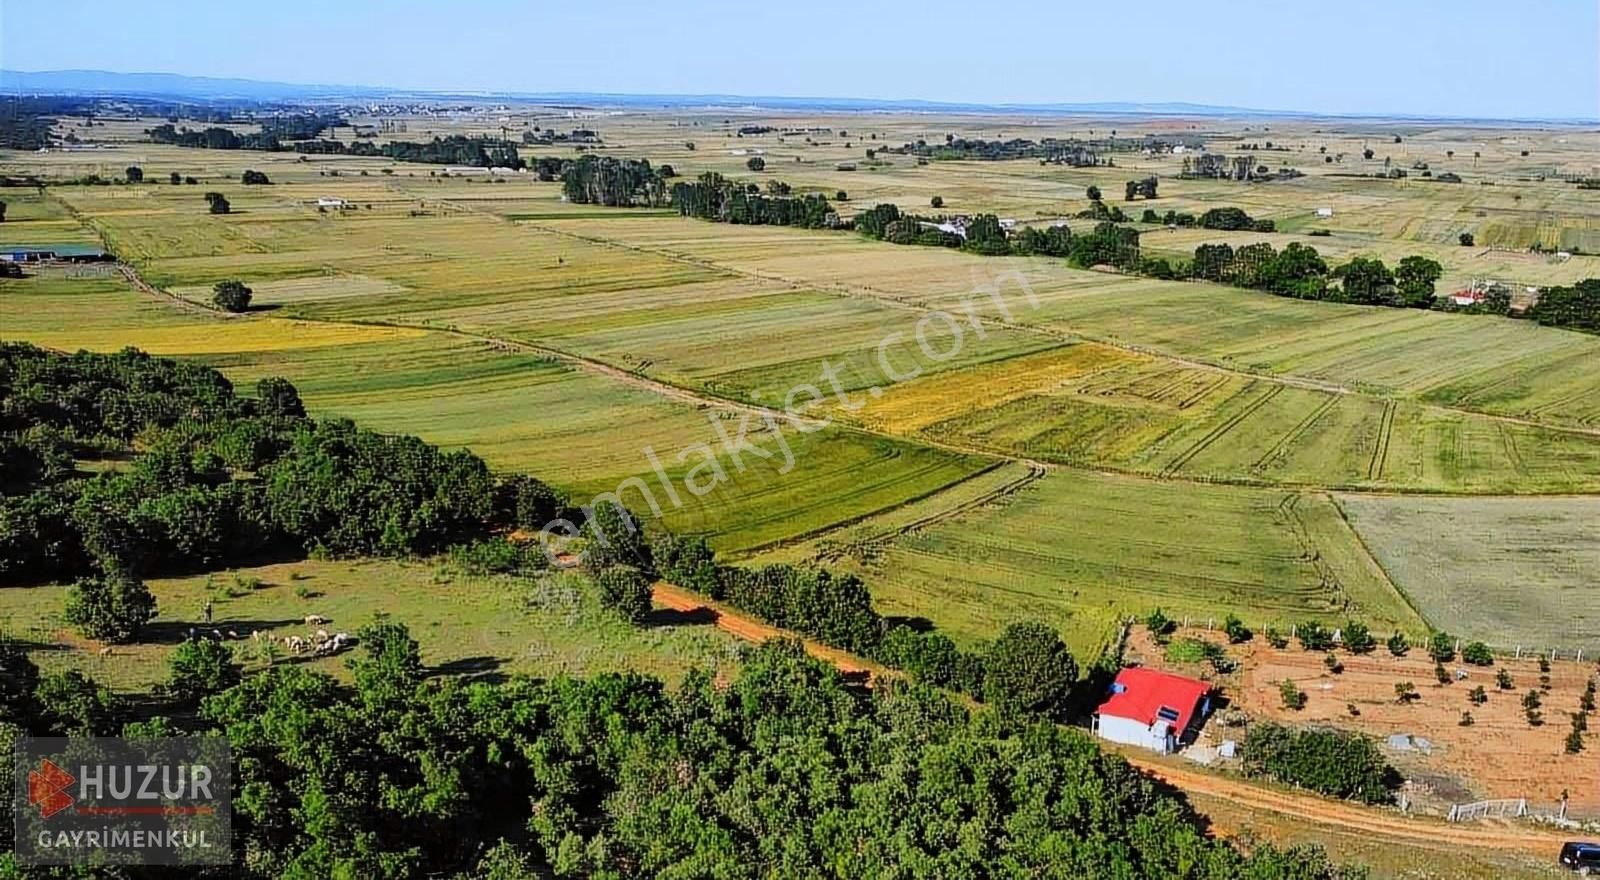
<box><xmin>883</xmin><ymin>615</ymin><xmax>935</xmax><ymax>633</ymax></box>
<box><xmin>430</xmin><ymin>655</ymin><xmax>507</xmax><ymax>684</ymax></box>
<box><xmin>243</xmin><ymin>303</ymin><xmax>283</xmax><ymax>314</ymax></box>
<box><xmin>646</xmin><ymin>606</ymin><xmax>718</xmax><ymax>628</ymax></box>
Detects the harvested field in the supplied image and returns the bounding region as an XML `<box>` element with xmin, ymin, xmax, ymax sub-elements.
<box><xmin>1337</xmin><ymin>494</ymin><xmax>1600</xmax><ymax>653</ymax></box>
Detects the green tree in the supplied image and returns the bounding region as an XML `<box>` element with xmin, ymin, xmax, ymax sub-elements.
<box><xmin>1223</xmin><ymin>614</ymin><xmax>1253</xmax><ymax>644</ymax></box>
<box><xmin>930</xmin><ymin>195</ymin><xmax>944</xmax><ymax>208</ymax></box>
<box><xmin>1297</xmin><ymin>621</ymin><xmax>1333</xmax><ymax>651</ymax></box>
<box><xmin>1427</xmin><ymin>631</ymin><xmax>1456</xmax><ymax>663</ymax></box>
<box><xmin>348</xmin><ymin>619</ymin><xmax>424</xmax><ymax>706</ymax></box>
<box><xmin>241</xmin><ymin>169</ymin><xmax>271</xmax><ymax>185</ymax></box>
<box><xmin>170</xmin><ymin>171</ymin><xmax>182</xmax><ymax>185</ymax></box>
<box><xmin>255</xmin><ymin>376</ymin><xmax>306</xmax><ymax>418</ymax></box>
<box><xmin>596</xmin><ymin>564</ymin><xmax>653</xmax><ymax>625</ymax></box>
<box><xmin>212</xmin><ymin>279</ymin><xmax>253</xmax><ymax>312</ymax></box>
<box><xmin>1387</xmin><ymin>632</ymin><xmax>1409</xmax><ymax>656</ymax></box>
<box><xmin>63</xmin><ymin>570</ymin><xmax>156</xmax><ymax>643</ymax></box>
<box><xmin>982</xmin><ymin>621</ymin><xmax>1076</xmax><ymax>720</ymax></box>
<box><xmin>1459</xmin><ymin>232</ymin><xmax>1475</xmax><ymax>246</ymax></box>
<box><xmin>35</xmin><ymin>670</ymin><xmax>118</xmax><ymax>735</ymax></box>
<box><xmin>1342</xmin><ymin>621</ymin><xmax>1376</xmax><ymax>654</ymax></box>
<box><xmin>125</xmin><ymin>165</ymin><xmax>144</xmax><ymax>183</ymax></box>
<box><xmin>164</xmin><ymin>638</ymin><xmax>242</xmax><ymax>706</ymax></box>
<box><xmin>1460</xmin><ymin>641</ymin><xmax>1494</xmax><ymax>666</ymax></box>
<box><xmin>205</xmin><ymin>191</ymin><xmax>230</xmax><ymax>214</ymax></box>
<box><xmin>1085</xmin><ymin>184</ymin><xmax>1102</xmax><ymax>201</ymax></box>
<box><xmin>1395</xmin><ymin>255</ymin><xmax>1443</xmax><ymax>308</ymax></box>
<box><xmin>745</xmin><ymin>156</ymin><xmax>765</xmax><ymax>172</ymax></box>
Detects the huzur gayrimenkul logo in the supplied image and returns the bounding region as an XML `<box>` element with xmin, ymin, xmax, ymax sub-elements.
<box><xmin>12</xmin><ymin>737</ymin><xmax>232</xmax><ymax>866</ymax></box>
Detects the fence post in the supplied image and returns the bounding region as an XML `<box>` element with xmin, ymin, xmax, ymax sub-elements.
<box><xmin>1516</xmin><ymin>646</ymin><xmax>1522</xmax><ymax>659</ymax></box>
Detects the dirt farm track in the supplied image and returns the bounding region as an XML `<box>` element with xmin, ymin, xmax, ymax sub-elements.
<box><xmin>649</xmin><ymin>582</ymin><xmax>1582</xmax><ymax>861</ymax></box>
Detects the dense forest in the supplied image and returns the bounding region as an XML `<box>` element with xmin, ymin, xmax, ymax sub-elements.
<box><xmin>0</xmin><ymin>634</ymin><xmax>1363</xmax><ymax>879</ymax></box>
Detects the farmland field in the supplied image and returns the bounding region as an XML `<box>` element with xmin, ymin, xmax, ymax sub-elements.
<box><xmin>784</xmin><ymin>469</ymin><xmax>1425</xmax><ymax>657</ymax></box>
<box><xmin>3</xmin><ymin>115</ymin><xmax>1598</xmax><ymax>664</ymax></box>
<box><xmin>1336</xmin><ymin>494</ymin><xmax>1600</xmax><ymax>653</ymax></box>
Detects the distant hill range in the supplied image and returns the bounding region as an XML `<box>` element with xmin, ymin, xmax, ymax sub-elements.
<box><xmin>3</xmin><ymin>69</ymin><xmax>1591</xmax><ymax>125</ymax></box>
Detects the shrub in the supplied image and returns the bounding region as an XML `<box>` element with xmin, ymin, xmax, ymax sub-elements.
<box><xmin>1242</xmin><ymin>723</ymin><xmax>1396</xmax><ymax>804</ymax></box>
<box><xmin>1468</xmin><ymin>685</ymin><xmax>1487</xmax><ymax>705</ymax></box>
<box><xmin>1459</xmin><ymin>711</ymin><xmax>1474</xmax><ymax>727</ymax></box>
<box><xmin>1223</xmin><ymin>614</ymin><xmax>1252</xmax><ymax>644</ymax></box>
<box><xmin>241</xmin><ymin>169</ymin><xmax>271</xmax><ymax>185</ymax></box>
<box><xmin>929</xmin><ymin>195</ymin><xmax>944</xmax><ymax>208</ymax></box>
<box><xmin>1426</xmin><ymin>632</ymin><xmax>1456</xmax><ymax>663</ymax></box>
<box><xmin>1459</xmin><ymin>232</ymin><xmax>1475</xmax><ymax>246</ymax></box>
<box><xmin>1323</xmin><ymin>654</ymin><xmax>1344</xmax><ymax>675</ymax></box>
<box><xmin>1145</xmin><ymin>608</ymin><xmax>1176</xmax><ymax>639</ymax></box>
<box><xmin>1394</xmin><ymin>681</ymin><xmax>1418</xmax><ymax>703</ymax></box>
<box><xmin>1568</xmin><ymin>729</ymin><xmax>1587</xmax><ymax>754</ymax></box>
<box><xmin>1497</xmin><ymin>668</ymin><xmax>1514</xmax><ymax>690</ymax></box>
<box><xmin>596</xmin><ymin>564</ymin><xmax>653</xmax><ymax>625</ymax></box>
<box><xmin>1279</xmin><ymin>679</ymin><xmax>1306</xmax><ymax>710</ymax></box>
<box><xmin>1341</xmin><ymin>621</ymin><xmax>1375</xmax><ymax>654</ymax></box>
<box><xmin>1434</xmin><ymin>661</ymin><xmax>1451</xmax><ymax>685</ymax></box>
<box><xmin>448</xmin><ymin>538</ymin><xmax>545</xmax><ymax>577</ymax></box>
<box><xmin>744</xmin><ymin>156</ymin><xmax>765</xmax><ymax>172</ymax></box>
<box><xmin>1461</xmin><ymin>641</ymin><xmax>1494</xmax><ymax>666</ymax></box>
<box><xmin>1386</xmin><ymin>632</ymin><xmax>1409</xmax><ymax>657</ymax></box>
<box><xmin>1264</xmin><ymin>627</ymin><xmax>1288</xmax><ymax>649</ymax></box>
<box><xmin>1296</xmin><ymin>621</ymin><xmax>1333</xmax><ymax>652</ymax></box>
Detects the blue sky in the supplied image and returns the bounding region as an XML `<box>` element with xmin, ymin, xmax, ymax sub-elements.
<box><xmin>3</xmin><ymin>0</ymin><xmax>1595</xmax><ymax>119</ymax></box>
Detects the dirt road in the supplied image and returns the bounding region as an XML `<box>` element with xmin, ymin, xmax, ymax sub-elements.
<box><xmin>652</xmin><ymin>580</ymin><xmax>1576</xmax><ymax>860</ymax></box>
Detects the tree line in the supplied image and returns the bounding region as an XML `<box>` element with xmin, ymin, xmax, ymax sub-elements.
<box><xmin>0</xmin><ymin>344</ymin><xmax>557</xmax><ymax>596</ymax></box>
<box><xmin>671</xmin><ymin>172</ymin><xmax>835</xmax><ymax>228</ymax></box>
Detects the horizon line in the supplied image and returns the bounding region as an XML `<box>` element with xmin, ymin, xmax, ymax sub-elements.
<box><xmin>4</xmin><ymin>67</ymin><xmax>1597</xmax><ymax>127</ymax></box>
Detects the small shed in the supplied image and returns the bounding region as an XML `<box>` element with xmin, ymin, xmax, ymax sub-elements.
<box><xmin>1094</xmin><ymin>667</ymin><xmax>1212</xmax><ymax>754</ymax></box>
<box><xmin>1315</xmin><ymin>207</ymin><xmax>1334</xmax><ymax>218</ymax></box>
<box><xmin>316</xmin><ymin>197</ymin><xmax>348</xmax><ymax>209</ymax></box>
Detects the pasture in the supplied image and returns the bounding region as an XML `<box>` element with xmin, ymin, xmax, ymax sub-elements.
<box><xmin>1336</xmin><ymin>494</ymin><xmax>1600</xmax><ymax>653</ymax></box>
<box><xmin>0</xmin><ymin>559</ymin><xmax>746</xmax><ymax>694</ymax></box>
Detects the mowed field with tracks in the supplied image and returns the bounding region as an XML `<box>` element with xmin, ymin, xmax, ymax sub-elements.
<box><xmin>3</xmin><ymin>112</ymin><xmax>1598</xmax><ymax>663</ymax></box>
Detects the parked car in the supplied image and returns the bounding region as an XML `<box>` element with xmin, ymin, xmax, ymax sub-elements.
<box><xmin>1562</xmin><ymin>842</ymin><xmax>1600</xmax><ymax>874</ymax></box>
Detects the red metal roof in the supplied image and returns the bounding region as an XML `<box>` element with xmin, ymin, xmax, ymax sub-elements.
<box><xmin>1096</xmin><ymin>667</ymin><xmax>1211</xmax><ymax>731</ymax></box>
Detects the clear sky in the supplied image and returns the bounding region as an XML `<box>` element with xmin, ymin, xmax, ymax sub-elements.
<box><xmin>3</xmin><ymin>0</ymin><xmax>1596</xmax><ymax>119</ymax></box>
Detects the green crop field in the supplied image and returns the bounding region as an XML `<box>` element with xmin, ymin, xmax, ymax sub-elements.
<box><xmin>0</xmin><ymin>559</ymin><xmax>746</xmax><ymax>694</ymax></box>
<box><xmin>778</xmin><ymin>469</ymin><xmax>1424</xmax><ymax>657</ymax></box>
<box><xmin>1336</xmin><ymin>494</ymin><xmax>1600</xmax><ymax>653</ymax></box>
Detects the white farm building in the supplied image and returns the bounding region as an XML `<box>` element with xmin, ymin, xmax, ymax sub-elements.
<box><xmin>1094</xmin><ymin>667</ymin><xmax>1212</xmax><ymax>754</ymax></box>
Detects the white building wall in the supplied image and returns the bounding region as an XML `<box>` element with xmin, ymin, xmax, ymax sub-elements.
<box><xmin>1096</xmin><ymin>715</ymin><xmax>1175</xmax><ymax>753</ymax></box>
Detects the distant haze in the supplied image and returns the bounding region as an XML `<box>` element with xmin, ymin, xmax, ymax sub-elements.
<box><xmin>2</xmin><ymin>0</ymin><xmax>1595</xmax><ymax>121</ymax></box>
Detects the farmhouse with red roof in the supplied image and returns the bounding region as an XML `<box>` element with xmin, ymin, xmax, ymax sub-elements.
<box><xmin>1094</xmin><ymin>667</ymin><xmax>1213</xmax><ymax>754</ymax></box>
